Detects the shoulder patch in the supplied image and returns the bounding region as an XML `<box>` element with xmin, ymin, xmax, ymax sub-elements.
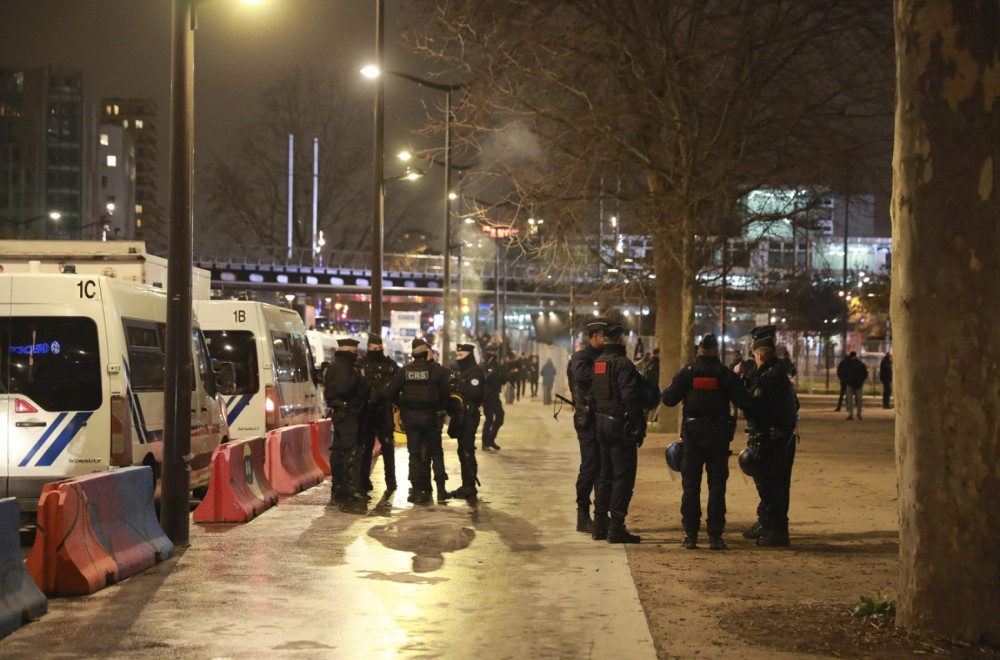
<box><xmin>692</xmin><ymin>377</ymin><xmax>719</xmax><ymax>391</ymax></box>
<box><xmin>594</xmin><ymin>362</ymin><xmax>608</xmax><ymax>375</ymax></box>
<box><xmin>406</xmin><ymin>369</ymin><xmax>430</xmax><ymax>381</ymax></box>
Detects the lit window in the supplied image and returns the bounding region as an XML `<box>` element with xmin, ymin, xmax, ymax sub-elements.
<box><xmin>123</xmin><ymin>119</ymin><xmax>129</xmax><ymax>128</ymax></box>
<box><xmin>106</xmin><ymin>155</ymin><xmax>117</xmax><ymax>167</ymax></box>
<box><xmin>135</xmin><ymin>119</ymin><xmax>144</xmax><ymax>129</ymax></box>
<box><xmin>100</xmin><ymin>133</ymin><xmax>109</xmax><ymax>146</ymax></box>
<box><xmin>135</xmin><ymin>204</ymin><xmax>143</xmax><ymax>214</ymax></box>
<box><xmin>113</xmin><ymin>104</ymin><xmax>119</xmax><ymax>114</ymax></box>
<box><xmin>136</xmin><ymin>219</ymin><xmax>142</xmax><ymax>228</ymax></box>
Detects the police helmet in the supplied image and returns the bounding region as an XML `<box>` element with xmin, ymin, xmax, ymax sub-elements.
<box><xmin>738</xmin><ymin>445</ymin><xmax>760</xmax><ymax>477</ymax></box>
<box><xmin>665</xmin><ymin>441</ymin><xmax>683</xmax><ymax>472</ymax></box>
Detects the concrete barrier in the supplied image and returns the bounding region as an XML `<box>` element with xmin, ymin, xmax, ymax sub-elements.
<box><xmin>309</xmin><ymin>419</ymin><xmax>332</xmax><ymax>476</ymax></box>
<box><xmin>193</xmin><ymin>437</ymin><xmax>278</xmax><ymax>524</ymax></box>
<box><xmin>0</xmin><ymin>498</ymin><xmax>46</xmax><ymax>638</ymax></box>
<box><xmin>265</xmin><ymin>425</ymin><xmax>324</xmax><ymax>496</ymax></box>
<box><xmin>26</xmin><ymin>466</ymin><xmax>173</xmax><ymax>596</ymax></box>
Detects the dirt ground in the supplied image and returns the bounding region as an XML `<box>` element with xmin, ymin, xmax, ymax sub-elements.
<box><xmin>627</xmin><ymin>396</ymin><xmax>999</xmax><ymax>659</ymax></box>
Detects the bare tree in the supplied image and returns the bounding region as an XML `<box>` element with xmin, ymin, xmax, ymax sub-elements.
<box><xmin>199</xmin><ymin>66</ymin><xmax>371</xmax><ymax>252</ymax></box>
<box><xmin>893</xmin><ymin>0</ymin><xmax>1000</xmax><ymax>644</ymax></box>
<box><xmin>411</xmin><ymin>0</ymin><xmax>893</xmax><ymax>429</ymax></box>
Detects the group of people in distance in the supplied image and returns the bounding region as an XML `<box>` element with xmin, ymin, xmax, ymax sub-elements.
<box><xmin>323</xmin><ymin>333</ymin><xmax>508</xmax><ymax>507</ymax></box>
<box><xmin>569</xmin><ymin>319</ymin><xmax>799</xmax><ymax>549</ymax></box>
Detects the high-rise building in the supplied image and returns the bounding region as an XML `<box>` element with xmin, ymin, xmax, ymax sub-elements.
<box><xmin>0</xmin><ymin>65</ymin><xmax>86</xmax><ymax>238</ymax></box>
<box><xmin>95</xmin><ymin>123</ymin><xmax>136</xmax><ymax>240</ymax></box>
<box><xmin>101</xmin><ymin>98</ymin><xmax>163</xmax><ymax>249</ymax></box>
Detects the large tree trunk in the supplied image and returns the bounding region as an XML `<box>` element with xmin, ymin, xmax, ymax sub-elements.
<box><xmin>653</xmin><ymin>229</ymin><xmax>684</xmax><ymax>433</ymax></box>
<box><xmin>893</xmin><ymin>0</ymin><xmax>1000</xmax><ymax>643</ymax></box>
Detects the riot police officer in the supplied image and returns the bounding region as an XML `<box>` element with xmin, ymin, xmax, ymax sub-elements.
<box><xmin>324</xmin><ymin>337</ymin><xmax>371</xmax><ymax>502</ymax></box>
<box><xmin>591</xmin><ymin>320</ymin><xmax>647</xmax><ymax>543</ymax></box>
<box><xmin>742</xmin><ymin>325</ymin><xmax>799</xmax><ymax>547</ymax></box>
<box><xmin>448</xmin><ymin>343</ymin><xmax>486</xmax><ymax>500</ymax></box>
<box><xmin>661</xmin><ymin>334</ymin><xmax>756</xmax><ymax>550</ymax></box>
<box><xmin>566</xmin><ymin>317</ymin><xmax>609</xmax><ymax>533</ymax></box>
<box><xmin>480</xmin><ymin>343</ymin><xmax>506</xmax><ymax>450</ymax></box>
<box><xmin>357</xmin><ymin>333</ymin><xmax>400</xmax><ymax>497</ymax></box>
<box><xmin>385</xmin><ymin>338</ymin><xmax>451</xmax><ymax>504</ymax></box>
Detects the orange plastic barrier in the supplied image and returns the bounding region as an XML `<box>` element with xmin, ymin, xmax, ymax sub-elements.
<box><xmin>26</xmin><ymin>466</ymin><xmax>173</xmax><ymax>596</ymax></box>
<box><xmin>309</xmin><ymin>419</ymin><xmax>332</xmax><ymax>476</ymax></box>
<box><xmin>1</xmin><ymin>497</ymin><xmax>46</xmax><ymax>637</ymax></box>
<box><xmin>193</xmin><ymin>436</ymin><xmax>278</xmax><ymax>524</ymax></box>
<box><xmin>264</xmin><ymin>425</ymin><xmax>324</xmax><ymax>495</ymax></box>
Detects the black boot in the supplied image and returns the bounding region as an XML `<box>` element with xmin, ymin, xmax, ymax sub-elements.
<box><xmin>450</xmin><ymin>484</ymin><xmax>478</xmax><ymax>499</ymax></box>
<box><xmin>436</xmin><ymin>482</ymin><xmax>451</xmax><ymax>502</ymax></box>
<box><xmin>607</xmin><ymin>518</ymin><xmax>641</xmax><ymax>544</ymax></box>
<box><xmin>576</xmin><ymin>509</ymin><xmax>594</xmax><ymax>533</ymax></box>
<box><xmin>591</xmin><ymin>513</ymin><xmax>610</xmax><ymax>540</ymax></box>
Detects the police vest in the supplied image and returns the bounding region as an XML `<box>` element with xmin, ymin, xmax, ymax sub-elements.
<box><xmin>400</xmin><ymin>361</ymin><xmax>436</xmax><ymax>407</ymax></box>
<box><xmin>682</xmin><ymin>361</ymin><xmax>730</xmax><ymax>419</ymax></box>
<box><xmin>591</xmin><ymin>355</ymin><xmax>620</xmax><ymax>411</ymax></box>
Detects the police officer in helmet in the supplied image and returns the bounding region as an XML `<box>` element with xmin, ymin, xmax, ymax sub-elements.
<box><xmin>591</xmin><ymin>320</ymin><xmax>647</xmax><ymax>543</ymax></box>
<box><xmin>661</xmin><ymin>333</ymin><xmax>756</xmax><ymax>550</ymax></box>
<box><xmin>566</xmin><ymin>316</ymin><xmax>609</xmax><ymax>533</ymax></box>
<box><xmin>357</xmin><ymin>333</ymin><xmax>400</xmax><ymax>498</ymax></box>
<box><xmin>741</xmin><ymin>325</ymin><xmax>799</xmax><ymax>546</ymax></box>
<box><xmin>384</xmin><ymin>338</ymin><xmax>451</xmax><ymax>504</ymax></box>
<box><xmin>448</xmin><ymin>343</ymin><xmax>486</xmax><ymax>500</ymax></box>
<box><xmin>480</xmin><ymin>343</ymin><xmax>506</xmax><ymax>450</ymax></box>
<box><xmin>324</xmin><ymin>337</ymin><xmax>371</xmax><ymax>502</ymax></box>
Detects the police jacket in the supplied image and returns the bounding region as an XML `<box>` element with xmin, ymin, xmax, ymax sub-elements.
<box><xmin>358</xmin><ymin>349</ymin><xmax>400</xmax><ymax>410</ymax></box>
<box><xmin>661</xmin><ymin>355</ymin><xmax>755</xmax><ymax>420</ymax></box>
<box><xmin>567</xmin><ymin>343</ymin><xmax>602</xmax><ymax>411</ymax></box>
<box><xmin>591</xmin><ymin>343</ymin><xmax>645</xmax><ymax>420</ymax></box>
<box><xmin>745</xmin><ymin>357</ymin><xmax>798</xmax><ymax>433</ymax></box>
<box><xmin>385</xmin><ymin>354</ymin><xmax>450</xmax><ymax>413</ymax></box>
<box><xmin>324</xmin><ymin>349</ymin><xmax>370</xmax><ymax>414</ymax></box>
<box><xmin>481</xmin><ymin>356</ymin><xmax>506</xmax><ymax>400</ymax></box>
<box><xmin>452</xmin><ymin>354</ymin><xmax>485</xmax><ymax>412</ymax></box>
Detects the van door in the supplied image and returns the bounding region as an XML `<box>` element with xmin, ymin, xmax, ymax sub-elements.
<box><xmin>2</xmin><ymin>276</ymin><xmax>108</xmax><ymax>509</ymax></box>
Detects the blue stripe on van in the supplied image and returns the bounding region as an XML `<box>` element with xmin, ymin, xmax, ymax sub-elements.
<box><xmin>35</xmin><ymin>412</ymin><xmax>94</xmax><ymax>467</ymax></box>
<box><xmin>18</xmin><ymin>412</ymin><xmax>68</xmax><ymax>467</ymax></box>
<box><xmin>225</xmin><ymin>394</ymin><xmax>254</xmax><ymax>427</ymax></box>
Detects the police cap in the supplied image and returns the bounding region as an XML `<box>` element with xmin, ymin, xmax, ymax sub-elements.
<box><xmin>485</xmin><ymin>343</ymin><xmax>500</xmax><ymax>354</ymax></box>
<box><xmin>456</xmin><ymin>343</ymin><xmax>476</xmax><ymax>353</ymax></box>
<box><xmin>412</xmin><ymin>337</ymin><xmax>429</xmax><ymax>355</ymax></box>
<box><xmin>602</xmin><ymin>321</ymin><xmax>625</xmax><ymax>339</ymax></box>
<box><xmin>699</xmin><ymin>334</ymin><xmax>719</xmax><ymax>350</ymax></box>
<box><xmin>367</xmin><ymin>332</ymin><xmax>383</xmax><ymax>346</ymax></box>
<box><xmin>750</xmin><ymin>325</ymin><xmax>776</xmax><ymax>351</ymax></box>
<box><xmin>337</xmin><ymin>337</ymin><xmax>360</xmax><ymax>348</ymax></box>
<box><xmin>585</xmin><ymin>317</ymin><xmax>610</xmax><ymax>336</ymax></box>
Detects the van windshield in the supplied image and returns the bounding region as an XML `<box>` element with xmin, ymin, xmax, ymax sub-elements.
<box><xmin>1</xmin><ymin>316</ymin><xmax>102</xmax><ymax>411</ymax></box>
<box><xmin>203</xmin><ymin>330</ymin><xmax>259</xmax><ymax>394</ymax></box>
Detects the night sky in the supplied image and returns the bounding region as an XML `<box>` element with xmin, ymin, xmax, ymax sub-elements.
<box><xmin>0</xmin><ymin>0</ymin><xmax>446</xmax><ymax>238</ymax></box>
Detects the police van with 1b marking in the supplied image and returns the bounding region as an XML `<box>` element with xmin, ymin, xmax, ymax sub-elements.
<box><xmin>0</xmin><ymin>270</ymin><xmax>229</xmax><ymax>512</ymax></box>
<box><xmin>193</xmin><ymin>300</ymin><xmax>323</xmax><ymax>439</ymax></box>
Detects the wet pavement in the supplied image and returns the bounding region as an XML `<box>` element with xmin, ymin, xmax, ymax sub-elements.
<box><xmin>1</xmin><ymin>399</ymin><xmax>656</xmax><ymax>659</ymax></box>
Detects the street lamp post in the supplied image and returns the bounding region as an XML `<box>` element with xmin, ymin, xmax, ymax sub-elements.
<box><xmin>370</xmin><ymin>0</ymin><xmax>386</xmax><ymax>337</ymax></box>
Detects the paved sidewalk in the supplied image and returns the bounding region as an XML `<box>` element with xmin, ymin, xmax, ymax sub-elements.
<box><xmin>1</xmin><ymin>400</ymin><xmax>656</xmax><ymax>659</ymax></box>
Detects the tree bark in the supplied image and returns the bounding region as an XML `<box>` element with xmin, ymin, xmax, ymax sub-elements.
<box><xmin>893</xmin><ymin>0</ymin><xmax>1000</xmax><ymax>643</ymax></box>
<box><xmin>653</xmin><ymin>228</ymin><xmax>684</xmax><ymax>433</ymax></box>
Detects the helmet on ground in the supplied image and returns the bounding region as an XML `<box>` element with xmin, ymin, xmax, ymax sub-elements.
<box><xmin>665</xmin><ymin>442</ymin><xmax>683</xmax><ymax>472</ymax></box>
<box><xmin>738</xmin><ymin>445</ymin><xmax>760</xmax><ymax>477</ymax></box>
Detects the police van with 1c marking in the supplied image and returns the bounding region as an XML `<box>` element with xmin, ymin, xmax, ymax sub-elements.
<box><xmin>193</xmin><ymin>300</ymin><xmax>323</xmax><ymax>439</ymax></box>
<box><xmin>0</xmin><ymin>270</ymin><xmax>229</xmax><ymax>512</ymax></box>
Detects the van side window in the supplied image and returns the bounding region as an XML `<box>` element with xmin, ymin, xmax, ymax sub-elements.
<box><xmin>124</xmin><ymin>319</ymin><xmax>166</xmax><ymax>391</ymax></box>
<box><xmin>271</xmin><ymin>330</ymin><xmax>311</xmax><ymax>383</ymax></box>
<box><xmin>2</xmin><ymin>316</ymin><xmax>103</xmax><ymax>411</ymax></box>
<box><xmin>202</xmin><ymin>330</ymin><xmax>259</xmax><ymax>394</ymax></box>
<box><xmin>192</xmin><ymin>328</ymin><xmax>213</xmax><ymax>393</ymax></box>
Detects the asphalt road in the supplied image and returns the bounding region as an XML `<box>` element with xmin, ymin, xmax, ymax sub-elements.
<box><xmin>1</xmin><ymin>399</ymin><xmax>656</xmax><ymax>659</ymax></box>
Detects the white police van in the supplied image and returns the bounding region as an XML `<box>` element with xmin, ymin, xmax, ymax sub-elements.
<box><xmin>194</xmin><ymin>300</ymin><xmax>322</xmax><ymax>439</ymax></box>
<box><xmin>0</xmin><ymin>271</ymin><xmax>228</xmax><ymax>511</ymax></box>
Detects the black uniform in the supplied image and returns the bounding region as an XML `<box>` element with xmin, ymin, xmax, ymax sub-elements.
<box><xmin>357</xmin><ymin>349</ymin><xmax>400</xmax><ymax>492</ymax></box>
<box><xmin>745</xmin><ymin>356</ymin><xmax>799</xmax><ymax>543</ymax></box>
<box><xmin>567</xmin><ymin>343</ymin><xmax>602</xmax><ymax>517</ymax></box>
<box><xmin>591</xmin><ymin>342</ymin><xmax>647</xmax><ymax>540</ymax></box>
<box><xmin>661</xmin><ymin>355</ymin><xmax>755</xmax><ymax>540</ymax></box>
<box><xmin>324</xmin><ymin>349</ymin><xmax>371</xmax><ymax>499</ymax></box>
<box><xmin>385</xmin><ymin>354</ymin><xmax>450</xmax><ymax>500</ymax></box>
<box><xmin>449</xmin><ymin>354</ymin><xmax>486</xmax><ymax>496</ymax></box>
<box><xmin>480</xmin><ymin>352</ymin><xmax>506</xmax><ymax>450</ymax></box>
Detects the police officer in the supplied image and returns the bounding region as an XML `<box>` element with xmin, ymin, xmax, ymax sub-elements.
<box><xmin>742</xmin><ymin>325</ymin><xmax>799</xmax><ymax>547</ymax></box>
<box><xmin>385</xmin><ymin>338</ymin><xmax>450</xmax><ymax>504</ymax></box>
<box><xmin>448</xmin><ymin>343</ymin><xmax>485</xmax><ymax>500</ymax></box>
<box><xmin>661</xmin><ymin>334</ymin><xmax>756</xmax><ymax>550</ymax></box>
<box><xmin>591</xmin><ymin>320</ymin><xmax>647</xmax><ymax>543</ymax></box>
<box><xmin>357</xmin><ymin>333</ymin><xmax>400</xmax><ymax>497</ymax></box>
<box><xmin>480</xmin><ymin>343</ymin><xmax>506</xmax><ymax>450</ymax></box>
<box><xmin>324</xmin><ymin>337</ymin><xmax>370</xmax><ymax>502</ymax></box>
<box><xmin>566</xmin><ymin>316</ymin><xmax>608</xmax><ymax>533</ymax></box>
